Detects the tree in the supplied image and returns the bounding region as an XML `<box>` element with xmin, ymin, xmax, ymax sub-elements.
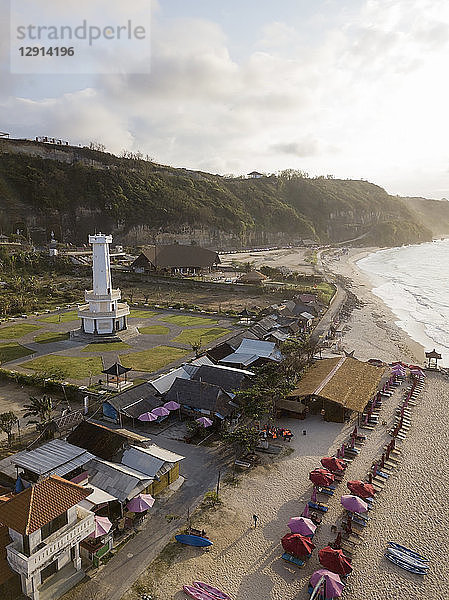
<box><xmin>0</xmin><ymin>411</ymin><xmax>18</xmax><ymax>446</ymax></box>
<box><xmin>223</xmin><ymin>426</ymin><xmax>260</xmax><ymax>455</ymax></box>
<box><xmin>23</xmin><ymin>395</ymin><xmax>53</xmax><ymax>426</ymax></box>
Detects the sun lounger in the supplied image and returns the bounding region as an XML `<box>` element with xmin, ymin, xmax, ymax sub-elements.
<box><xmin>317</xmin><ymin>486</ymin><xmax>334</xmax><ymax>496</ymax></box>
<box><xmin>308</xmin><ymin>501</ymin><xmax>328</xmax><ymax>513</ymax></box>
<box><xmin>282</xmin><ymin>552</ymin><xmax>305</xmax><ymax>568</ymax></box>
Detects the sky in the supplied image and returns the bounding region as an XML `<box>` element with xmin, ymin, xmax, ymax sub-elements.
<box><xmin>1</xmin><ymin>0</ymin><xmax>449</xmax><ymax>198</ymax></box>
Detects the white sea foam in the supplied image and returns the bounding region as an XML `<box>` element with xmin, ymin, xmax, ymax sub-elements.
<box><xmin>357</xmin><ymin>240</ymin><xmax>449</xmax><ymax>364</ymax></box>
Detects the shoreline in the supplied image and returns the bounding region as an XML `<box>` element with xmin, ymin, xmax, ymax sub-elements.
<box><xmin>322</xmin><ymin>247</ymin><xmax>426</xmax><ymax>365</ymax></box>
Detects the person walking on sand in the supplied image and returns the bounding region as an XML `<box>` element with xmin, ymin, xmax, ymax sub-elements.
<box><xmin>253</xmin><ymin>514</ymin><xmax>259</xmax><ymax>528</ymax></box>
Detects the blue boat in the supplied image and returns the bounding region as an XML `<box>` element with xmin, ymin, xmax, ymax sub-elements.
<box><xmin>175</xmin><ymin>534</ymin><xmax>213</xmax><ymax>547</ymax></box>
<box><xmin>388</xmin><ymin>542</ymin><xmax>429</xmax><ymax>563</ymax></box>
<box><xmin>385</xmin><ymin>552</ymin><xmax>427</xmax><ymax>575</ymax></box>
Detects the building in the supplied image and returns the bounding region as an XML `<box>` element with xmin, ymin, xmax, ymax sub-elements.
<box><xmin>120</xmin><ymin>445</ymin><xmax>185</xmax><ymax>496</ymax></box>
<box><xmin>102</xmin><ymin>382</ymin><xmax>163</xmax><ymax>424</ymax></box>
<box><xmin>1</xmin><ymin>476</ymin><xmax>94</xmax><ymax>600</ymax></box>
<box><xmin>84</xmin><ymin>459</ymin><xmax>154</xmax><ymax>505</ymax></box>
<box><xmin>247</xmin><ymin>171</ymin><xmax>263</xmax><ymax>179</ymax></box>
<box><xmin>190</xmin><ymin>364</ymin><xmax>253</xmax><ymax>392</ymax></box>
<box><xmin>165</xmin><ymin>378</ymin><xmax>238</xmax><ymax>420</ymax></box>
<box><xmin>78</xmin><ymin>234</ymin><xmax>130</xmax><ymax>335</ymax></box>
<box><xmin>131</xmin><ymin>244</ymin><xmax>220</xmax><ymax>275</ymax></box>
<box><xmin>66</xmin><ymin>421</ymin><xmax>140</xmax><ymax>461</ymax></box>
<box><xmin>219</xmin><ymin>338</ymin><xmax>282</xmax><ymax>369</ymax></box>
<box><xmin>237</xmin><ymin>271</ymin><xmax>268</xmax><ymax>285</ymax></box>
<box><xmin>284</xmin><ymin>357</ymin><xmax>385</xmax><ymax>422</ymax></box>
<box><xmin>11</xmin><ymin>439</ymin><xmax>95</xmax><ymax>484</ymax></box>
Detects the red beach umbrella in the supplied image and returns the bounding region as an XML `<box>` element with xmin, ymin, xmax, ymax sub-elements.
<box><xmin>281</xmin><ymin>533</ymin><xmax>315</xmax><ymax>558</ymax></box>
<box><xmin>320</xmin><ymin>457</ymin><xmax>346</xmax><ymax>473</ymax></box>
<box><xmin>309</xmin><ymin>469</ymin><xmax>335</xmax><ymax>487</ymax></box>
<box><xmin>319</xmin><ymin>546</ymin><xmax>353</xmax><ymax>576</ymax></box>
<box><xmin>347</xmin><ymin>480</ymin><xmax>375</xmax><ymax>499</ymax></box>
<box><xmin>333</xmin><ymin>532</ymin><xmax>342</xmax><ymax>549</ymax></box>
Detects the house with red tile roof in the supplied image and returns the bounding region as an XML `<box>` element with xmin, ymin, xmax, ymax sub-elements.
<box><xmin>0</xmin><ymin>476</ymin><xmax>95</xmax><ymax>600</ymax></box>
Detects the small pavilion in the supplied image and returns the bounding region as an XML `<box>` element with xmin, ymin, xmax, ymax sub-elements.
<box><xmin>102</xmin><ymin>362</ymin><xmax>133</xmax><ymax>392</ymax></box>
<box><xmin>425</xmin><ymin>349</ymin><xmax>442</xmax><ymax>370</ymax></box>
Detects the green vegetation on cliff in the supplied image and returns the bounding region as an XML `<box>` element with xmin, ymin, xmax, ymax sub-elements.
<box><xmin>0</xmin><ymin>143</ymin><xmax>434</xmax><ymax>247</ymax></box>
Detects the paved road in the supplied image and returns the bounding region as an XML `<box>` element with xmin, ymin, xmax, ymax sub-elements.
<box><xmin>72</xmin><ymin>439</ymin><xmax>233</xmax><ymax>600</ymax></box>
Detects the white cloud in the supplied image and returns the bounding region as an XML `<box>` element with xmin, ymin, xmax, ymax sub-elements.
<box><xmin>2</xmin><ymin>0</ymin><xmax>449</xmax><ymax>197</ymax></box>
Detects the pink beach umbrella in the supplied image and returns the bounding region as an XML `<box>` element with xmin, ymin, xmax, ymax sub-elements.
<box><xmin>151</xmin><ymin>406</ymin><xmax>170</xmax><ymax>417</ymax></box>
<box><xmin>288</xmin><ymin>516</ymin><xmax>316</xmax><ymax>536</ymax></box>
<box><xmin>89</xmin><ymin>515</ymin><xmax>112</xmax><ymax>538</ymax></box>
<box><xmin>311</xmin><ymin>487</ymin><xmax>318</xmax><ymax>503</ymax></box>
<box><xmin>164</xmin><ymin>400</ymin><xmax>181</xmax><ymax>411</ymax></box>
<box><xmin>126</xmin><ymin>493</ymin><xmax>155</xmax><ymax>512</ymax></box>
<box><xmin>310</xmin><ymin>569</ymin><xmax>345</xmax><ymax>599</ymax></box>
<box><xmin>196</xmin><ymin>416</ymin><xmax>213</xmax><ymax>428</ymax></box>
<box><xmin>341</xmin><ymin>494</ymin><xmax>368</xmax><ymax>513</ymax></box>
<box><xmin>138</xmin><ymin>412</ymin><xmax>158</xmax><ymax>422</ymax></box>
<box><xmin>301</xmin><ymin>503</ymin><xmax>310</xmax><ymax>518</ymax></box>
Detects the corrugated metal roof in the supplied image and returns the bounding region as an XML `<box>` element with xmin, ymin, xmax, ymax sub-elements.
<box><xmin>219</xmin><ymin>353</ymin><xmax>259</xmax><ymax>366</ymax></box>
<box><xmin>13</xmin><ymin>440</ymin><xmax>95</xmax><ymax>477</ymax></box>
<box><xmin>121</xmin><ymin>448</ymin><xmax>164</xmax><ymax>478</ymax></box>
<box><xmin>85</xmin><ymin>458</ymin><xmax>152</xmax><ymax>503</ymax></box>
<box><xmin>149</xmin><ymin>366</ymin><xmax>192</xmax><ymax>395</ymax></box>
<box><xmin>237</xmin><ymin>339</ymin><xmax>278</xmax><ymax>358</ymax></box>
<box><xmin>189</xmin><ymin>356</ymin><xmax>214</xmax><ymax>366</ymax></box>
<box><xmin>135</xmin><ymin>444</ymin><xmax>185</xmax><ymax>463</ymax></box>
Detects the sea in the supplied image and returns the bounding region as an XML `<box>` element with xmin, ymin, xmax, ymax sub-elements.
<box><xmin>357</xmin><ymin>239</ymin><xmax>449</xmax><ymax>365</ymax></box>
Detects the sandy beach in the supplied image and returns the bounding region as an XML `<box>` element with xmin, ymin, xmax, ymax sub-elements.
<box><xmin>123</xmin><ymin>246</ymin><xmax>448</xmax><ymax>600</ymax></box>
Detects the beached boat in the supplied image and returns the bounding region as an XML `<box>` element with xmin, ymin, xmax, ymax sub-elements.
<box><xmin>193</xmin><ymin>581</ymin><xmax>231</xmax><ymax>599</ymax></box>
<box><xmin>176</xmin><ymin>534</ymin><xmax>213</xmax><ymax>547</ymax></box>
<box><xmin>385</xmin><ymin>552</ymin><xmax>428</xmax><ymax>575</ymax></box>
<box><xmin>183</xmin><ymin>584</ymin><xmax>216</xmax><ymax>599</ymax></box>
<box><xmin>388</xmin><ymin>542</ymin><xmax>429</xmax><ymax>563</ymax></box>
<box><xmin>386</xmin><ymin>548</ymin><xmax>429</xmax><ymax>569</ymax></box>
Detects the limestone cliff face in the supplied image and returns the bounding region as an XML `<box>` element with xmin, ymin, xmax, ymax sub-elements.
<box><xmin>0</xmin><ymin>139</ymin><xmax>433</xmax><ymax>249</ymax></box>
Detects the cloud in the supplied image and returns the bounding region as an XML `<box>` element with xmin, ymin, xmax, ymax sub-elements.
<box><xmin>2</xmin><ymin>0</ymin><xmax>449</xmax><ymax>197</ymax></box>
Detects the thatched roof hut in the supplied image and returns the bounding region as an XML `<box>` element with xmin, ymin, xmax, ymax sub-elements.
<box><xmin>238</xmin><ymin>271</ymin><xmax>268</xmax><ymax>284</ymax></box>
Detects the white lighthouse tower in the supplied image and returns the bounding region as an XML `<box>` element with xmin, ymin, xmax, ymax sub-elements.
<box><xmin>78</xmin><ymin>234</ymin><xmax>130</xmax><ymax>335</ymax></box>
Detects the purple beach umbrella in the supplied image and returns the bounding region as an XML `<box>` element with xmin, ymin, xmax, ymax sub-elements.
<box><xmin>138</xmin><ymin>412</ymin><xmax>158</xmax><ymax>422</ymax></box>
<box><xmin>311</xmin><ymin>487</ymin><xmax>318</xmax><ymax>503</ymax></box>
<box><xmin>89</xmin><ymin>515</ymin><xmax>112</xmax><ymax>538</ymax></box>
<box><xmin>340</xmin><ymin>494</ymin><xmax>368</xmax><ymax>513</ymax></box>
<box><xmin>126</xmin><ymin>493</ymin><xmax>155</xmax><ymax>512</ymax></box>
<box><xmin>196</xmin><ymin>416</ymin><xmax>213</xmax><ymax>427</ymax></box>
<box><xmin>288</xmin><ymin>517</ymin><xmax>316</xmax><ymax>536</ymax></box>
<box><xmin>151</xmin><ymin>406</ymin><xmax>170</xmax><ymax>417</ymax></box>
<box><xmin>164</xmin><ymin>400</ymin><xmax>181</xmax><ymax>411</ymax></box>
<box><xmin>310</xmin><ymin>569</ymin><xmax>345</xmax><ymax>599</ymax></box>
<box><xmin>301</xmin><ymin>503</ymin><xmax>310</xmax><ymax>518</ymax></box>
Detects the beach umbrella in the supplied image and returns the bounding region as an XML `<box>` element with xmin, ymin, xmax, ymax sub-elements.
<box><xmin>310</xmin><ymin>569</ymin><xmax>345</xmax><ymax>599</ymax></box>
<box><xmin>281</xmin><ymin>533</ymin><xmax>315</xmax><ymax>558</ymax></box>
<box><xmin>138</xmin><ymin>411</ymin><xmax>158</xmax><ymax>422</ymax></box>
<box><xmin>301</xmin><ymin>503</ymin><xmax>310</xmax><ymax>518</ymax></box>
<box><xmin>164</xmin><ymin>400</ymin><xmax>181</xmax><ymax>411</ymax></box>
<box><xmin>368</xmin><ymin>472</ymin><xmax>373</xmax><ymax>484</ymax></box>
<box><xmin>340</xmin><ymin>494</ymin><xmax>368</xmax><ymax>513</ymax></box>
<box><xmin>196</xmin><ymin>416</ymin><xmax>213</xmax><ymax>428</ymax></box>
<box><xmin>319</xmin><ymin>546</ymin><xmax>353</xmax><ymax>576</ymax></box>
<box><xmin>347</xmin><ymin>480</ymin><xmax>375</xmax><ymax>499</ymax></box>
<box><xmin>321</xmin><ymin>457</ymin><xmax>346</xmax><ymax>473</ymax></box>
<box><xmin>363</xmin><ymin>413</ymin><xmax>369</xmax><ymax>425</ymax></box>
<box><xmin>372</xmin><ymin>463</ymin><xmax>378</xmax><ymax>477</ymax></box>
<box><xmin>380</xmin><ymin>454</ymin><xmax>385</xmax><ymax>468</ymax></box>
<box><xmin>309</xmin><ymin>469</ymin><xmax>335</xmax><ymax>487</ymax></box>
<box><xmin>89</xmin><ymin>515</ymin><xmax>112</xmax><ymax>538</ymax></box>
<box><xmin>151</xmin><ymin>406</ymin><xmax>170</xmax><ymax>417</ymax></box>
<box><xmin>126</xmin><ymin>493</ymin><xmax>155</xmax><ymax>512</ymax></box>
<box><xmin>287</xmin><ymin>517</ymin><xmax>316</xmax><ymax>536</ymax></box>
<box><xmin>311</xmin><ymin>487</ymin><xmax>318</xmax><ymax>503</ymax></box>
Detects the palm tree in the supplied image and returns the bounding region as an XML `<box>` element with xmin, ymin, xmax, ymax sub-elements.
<box><xmin>23</xmin><ymin>395</ymin><xmax>53</xmax><ymax>426</ymax></box>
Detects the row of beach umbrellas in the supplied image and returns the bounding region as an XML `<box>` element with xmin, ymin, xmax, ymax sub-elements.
<box><xmin>138</xmin><ymin>401</ymin><xmax>213</xmax><ymax>428</ymax></box>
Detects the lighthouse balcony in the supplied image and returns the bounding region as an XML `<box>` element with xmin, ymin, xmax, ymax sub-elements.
<box><xmin>84</xmin><ymin>289</ymin><xmax>122</xmax><ymax>302</ymax></box>
<box><xmin>78</xmin><ymin>303</ymin><xmax>130</xmax><ymax>319</ymax></box>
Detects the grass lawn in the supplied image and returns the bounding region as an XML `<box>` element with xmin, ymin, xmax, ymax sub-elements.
<box><xmin>21</xmin><ymin>355</ymin><xmax>103</xmax><ymax>379</ymax></box>
<box><xmin>0</xmin><ymin>342</ymin><xmax>34</xmax><ymax>363</ymax></box>
<box><xmin>138</xmin><ymin>325</ymin><xmax>170</xmax><ymax>335</ymax></box>
<box><xmin>172</xmin><ymin>327</ymin><xmax>230</xmax><ymax>346</ymax></box>
<box><xmin>129</xmin><ymin>310</ymin><xmax>156</xmax><ymax>319</ymax></box>
<box><xmin>120</xmin><ymin>345</ymin><xmax>188</xmax><ymax>373</ymax></box>
<box><xmin>34</xmin><ymin>332</ymin><xmax>70</xmax><ymax>344</ymax></box>
<box><xmin>82</xmin><ymin>341</ymin><xmax>131</xmax><ymax>352</ymax></box>
<box><xmin>0</xmin><ymin>324</ymin><xmax>41</xmax><ymax>339</ymax></box>
<box><xmin>159</xmin><ymin>315</ymin><xmax>218</xmax><ymax>326</ymax></box>
<box><xmin>38</xmin><ymin>310</ymin><xmax>79</xmax><ymax>324</ymax></box>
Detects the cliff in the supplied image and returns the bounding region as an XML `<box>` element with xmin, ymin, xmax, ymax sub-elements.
<box><xmin>0</xmin><ymin>138</ymin><xmax>433</xmax><ymax>249</ymax></box>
